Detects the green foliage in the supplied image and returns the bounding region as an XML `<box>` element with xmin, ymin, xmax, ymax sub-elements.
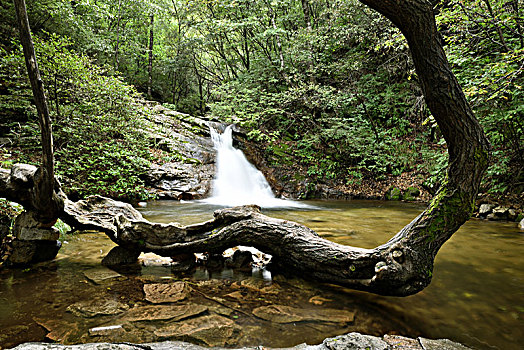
<box><xmin>1</xmin><ymin>33</ymin><xmax>155</xmax><ymax>200</ymax></box>
<box><xmin>437</xmin><ymin>0</ymin><xmax>524</xmax><ymax>195</ymax></box>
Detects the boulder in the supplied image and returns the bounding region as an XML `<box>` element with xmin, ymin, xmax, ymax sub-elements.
<box><xmin>478</xmin><ymin>203</ymin><xmax>494</xmax><ymax>216</ymax></box>
<box><xmin>13</xmin><ymin>211</ymin><xmax>59</xmax><ymax>241</ymax></box>
<box><xmin>507</xmin><ymin>209</ymin><xmax>517</xmax><ymax>221</ymax></box>
<box><xmin>323</xmin><ymin>333</ymin><xmax>388</xmax><ymax>350</ymax></box>
<box><xmin>492</xmin><ymin>206</ymin><xmax>509</xmax><ymax>219</ymax></box>
<box><xmin>7</xmin><ymin>239</ymin><xmax>61</xmax><ymax>265</ymax></box>
<box><xmin>519</xmin><ymin>218</ymin><xmax>524</xmax><ymax>230</ymax></box>
<box><xmin>62</xmin><ymin>196</ymin><xmax>143</xmax><ymax>234</ymax></box>
<box><xmin>102</xmin><ymin>246</ymin><xmax>141</xmax><ymax>266</ymax></box>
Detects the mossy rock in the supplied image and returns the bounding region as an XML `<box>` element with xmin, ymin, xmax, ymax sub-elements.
<box><xmin>402</xmin><ymin>187</ymin><xmax>420</xmax><ymax>201</ymax></box>
<box><xmin>385</xmin><ymin>187</ymin><xmax>402</xmax><ymax>200</ymax></box>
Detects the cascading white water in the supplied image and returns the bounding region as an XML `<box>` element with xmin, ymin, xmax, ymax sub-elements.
<box><xmin>203</xmin><ymin>125</ymin><xmax>309</xmax><ymax>208</ymax></box>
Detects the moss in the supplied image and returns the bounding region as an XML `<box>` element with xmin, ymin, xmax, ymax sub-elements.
<box><xmin>422</xmin><ymin>176</ymin><xmax>473</xmax><ymax>243</ymax></box>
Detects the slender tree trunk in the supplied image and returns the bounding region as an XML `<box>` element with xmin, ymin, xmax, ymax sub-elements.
<box><xmin>113</xmin><ymin>0</ymin><xmax>123</xmax><ymax>71</ymax></box>
<box><xmin>301</xmin><ymin>0</ymin><xmax>316</xmax><ymax>83</ymax></box>
<box><xmin>511</xmin><ymin>0</ymin><xmax>524</xmax><ymax>48</ymax></box>
<box><xmin>482</xmin><ymin>0</ymin><xmax>510</xmax><ymax>52</ymax></box>
<box><xmin>266</xmin><ymin>1</ymin><xmax>285</xmax><ymax>70</ymax></box>
<box><xmin>147</xmin><ymin>14</ymin><xmax>154</xmax><ymax>99</ymax></box>
<box><xmin>13</xmin><ymin>0</ymin><xmax>63</xmax><ymax>224</ymax></box>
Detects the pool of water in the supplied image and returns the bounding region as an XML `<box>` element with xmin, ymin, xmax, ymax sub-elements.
<box><xmin>0</xmin><ymin>200</ymin><xmax>522</xmax><ymax>349</ymax></box>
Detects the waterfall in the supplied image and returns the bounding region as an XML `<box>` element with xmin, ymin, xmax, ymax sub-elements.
<box><xmin>203</xmin><ymin>125</ymin><xmax>309</xmax><ymax>208</ymax></box>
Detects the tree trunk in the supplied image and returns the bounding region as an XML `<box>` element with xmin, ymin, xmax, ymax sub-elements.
<box><xmin>301</xmin><ymin>0</ymin><xmax>316</xmax><ymax>84</ymax></box>
<box><xmin>113</xmin><ymin>0</ymin><xmax>123</xmax><ymax>71</ymax></box>
<box><xmin>13</xmin><ymin>0</ymin><xmax>63</xmax><ymax>224</ymax></box>
<box><xmin>147</xmin><ymin>14</ymin><xmax>154</xmax><ymax>99</ymax></box>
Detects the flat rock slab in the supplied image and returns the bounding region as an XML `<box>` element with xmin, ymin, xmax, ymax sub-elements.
<box><xmin>144</xmin><ymin>282</ymin><xmax>191</xmax><ymax>303</ymax></box>
<box><xmin>67</xmin><ymin>299</ymin><xmax>129</xmax><ymax>318</ymax></box>
<box><xmin>252</xmin><ymin>304</ymin><xmax>355</xmax><ymax>324</ymax></box>
<box><xmin>33</xmin><ymin>318</ymin><xmax>79</xmax><ymax>343</ymax></box>
<box><xmin>123</xmin><ymin>304</ymin><xmax>208</xmax><ymax>322</ymax></box>
<box><xmin>153</xmin><ymin>315</ymin><xmax>241</xmax><ymax>347</ymax></box>
<box><xmin>83</xmin><ymin>268</ymin><xmax>122</xmax><ymax>284</ymax></box>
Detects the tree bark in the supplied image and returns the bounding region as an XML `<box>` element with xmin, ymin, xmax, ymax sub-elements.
<box><xmin>12</xmin><ymin>0</ymin><xmax>63</xmax><ymax>224</ymax></box>
<box><xmin>147</xmin><ymin>14</ymin><xmax>154</xmax><ymax>99</ymax></box>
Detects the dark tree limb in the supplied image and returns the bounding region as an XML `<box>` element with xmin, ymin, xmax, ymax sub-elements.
<box><xmin>13</xmin><ymin>0</ymin><xmax>63</xmax><ymax>224</ymax></box>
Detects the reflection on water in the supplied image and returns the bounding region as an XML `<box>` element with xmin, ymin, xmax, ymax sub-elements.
<box><xmin>0</xmin><ymin>200</ymin><xmax>522</xmax><ymax>350</ymax></box>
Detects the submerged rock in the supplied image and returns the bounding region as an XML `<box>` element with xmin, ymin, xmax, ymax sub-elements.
<box><xmin>83</xmin><ymin>267</ymin><xmax>123</xmax><ymax>284</ymax></box>
<box><xmin>153</xmin><ymin>315</ymin><xmax>241</xmax><ymax>347</ymax></box>
<box><xmin>144</xmin><ymin>282</ymin><xmax>191</xmax><ymax>304</ymax></box>
<box><xmin>33</xmin><ymin>318</ymin><xmax>79</xmax><ymax>343</ymax></box>
<box><xmin>252</xmin><ymin>304</ymin><xmax>355</xmax><ymax>324</ymax></box>
<box><xmin>123</xmin><ymin>304</ymin><xmax>207</xmax><ymax>322</ymax></box>
<box><xmin>102</xmin><ymin>246</ymin><xmax>141</xmax><ymax>266</ymax></box>
<box><xmin>67</xmin><ymin>299</ymin><xmax>129</xmax><ymax>318</ymax></box>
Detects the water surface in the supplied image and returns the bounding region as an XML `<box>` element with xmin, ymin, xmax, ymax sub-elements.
<box><xmin>0</xmin><ymin>200</ymin><xmax>522</xmax><ymax>350</ymax></box>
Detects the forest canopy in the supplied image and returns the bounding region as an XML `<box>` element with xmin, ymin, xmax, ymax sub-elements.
<box><xmin>0</xmin><ymin>0</ymin><xmax>522</xmax><ymax>201</ymax></box>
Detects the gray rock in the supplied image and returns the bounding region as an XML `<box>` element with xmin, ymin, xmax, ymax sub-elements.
<box><xmin>492</xmin><ymin>206</ymin><xmax>509</xmax><ymax>218</ymax></box>
<box><xmin>10</xmin><ymin>163</ymin><xmax>37</xmax><ymax>187</ymax></box>
<box><xmin>8</xmin><ymin>239</ymin><xmax>61</xmax><ymax>265</ymax></box>
<box><xmin>478</xmin><ymin>203</ymin><xmax>495</xmax><ymax>216</ymax></box>
<box><xmin>507</xmin><ymin>208</ymin><xmax>517</xmax><ymax>221</ymax></box>
<box><xmin>6</xmin><ymin>332</ymin><xmax>473</xmax><ymax>350</ymax></box>
<box><xmin>419</xmin><ymin>337</ymin><xmax>471</xmax><ymax>350</ymax></box>
<box><xmin>519</xmin><ymin>218</ymin><xmax>524</xmax><ymax>230</ymax></box>
<box><xmin>102</xmin><ymin>246</ymin><xmax>141</xmax><ymax>266</ymax></box>
<box><xmin>323</xmin><ymin>333</ymin><xmax>388</xmax><ymax>350</ymax></box>
<box><xmin>486</xmin><ymin>213</ymin><xmax>497</xmax><ymax>220</ymax></box>
<box><xmin>13</xmin><ymin>211</ymin><xmax>59</xmax><ymax>241</ymax></box>
<box><xmin>62</xmin><ymin>196</ymin><xmax>144</xmax><ymax>234</ymax></box>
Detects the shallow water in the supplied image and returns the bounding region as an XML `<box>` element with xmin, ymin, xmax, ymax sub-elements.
<box><xmin>0</xmin><ymin>200</ymin><xmax>522</xmax><ymax>349</ymax></box>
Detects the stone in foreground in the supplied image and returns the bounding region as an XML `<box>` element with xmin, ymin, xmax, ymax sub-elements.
<box><xmin>7</xmin><ymin>332</ymin><xmax>473</xmax><ymax>349</ymax></box>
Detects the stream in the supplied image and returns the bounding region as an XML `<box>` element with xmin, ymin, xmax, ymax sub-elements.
<box><xmin>0</xmin><ymin>200</ymin><xmax>522</xmax><ymax>349</ymax></box>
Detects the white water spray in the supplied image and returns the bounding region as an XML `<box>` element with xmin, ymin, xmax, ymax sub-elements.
<box><xmin>203</xmin><ymin>125</ymin><xmax>310</xmax><ymax>208</ymax></box>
